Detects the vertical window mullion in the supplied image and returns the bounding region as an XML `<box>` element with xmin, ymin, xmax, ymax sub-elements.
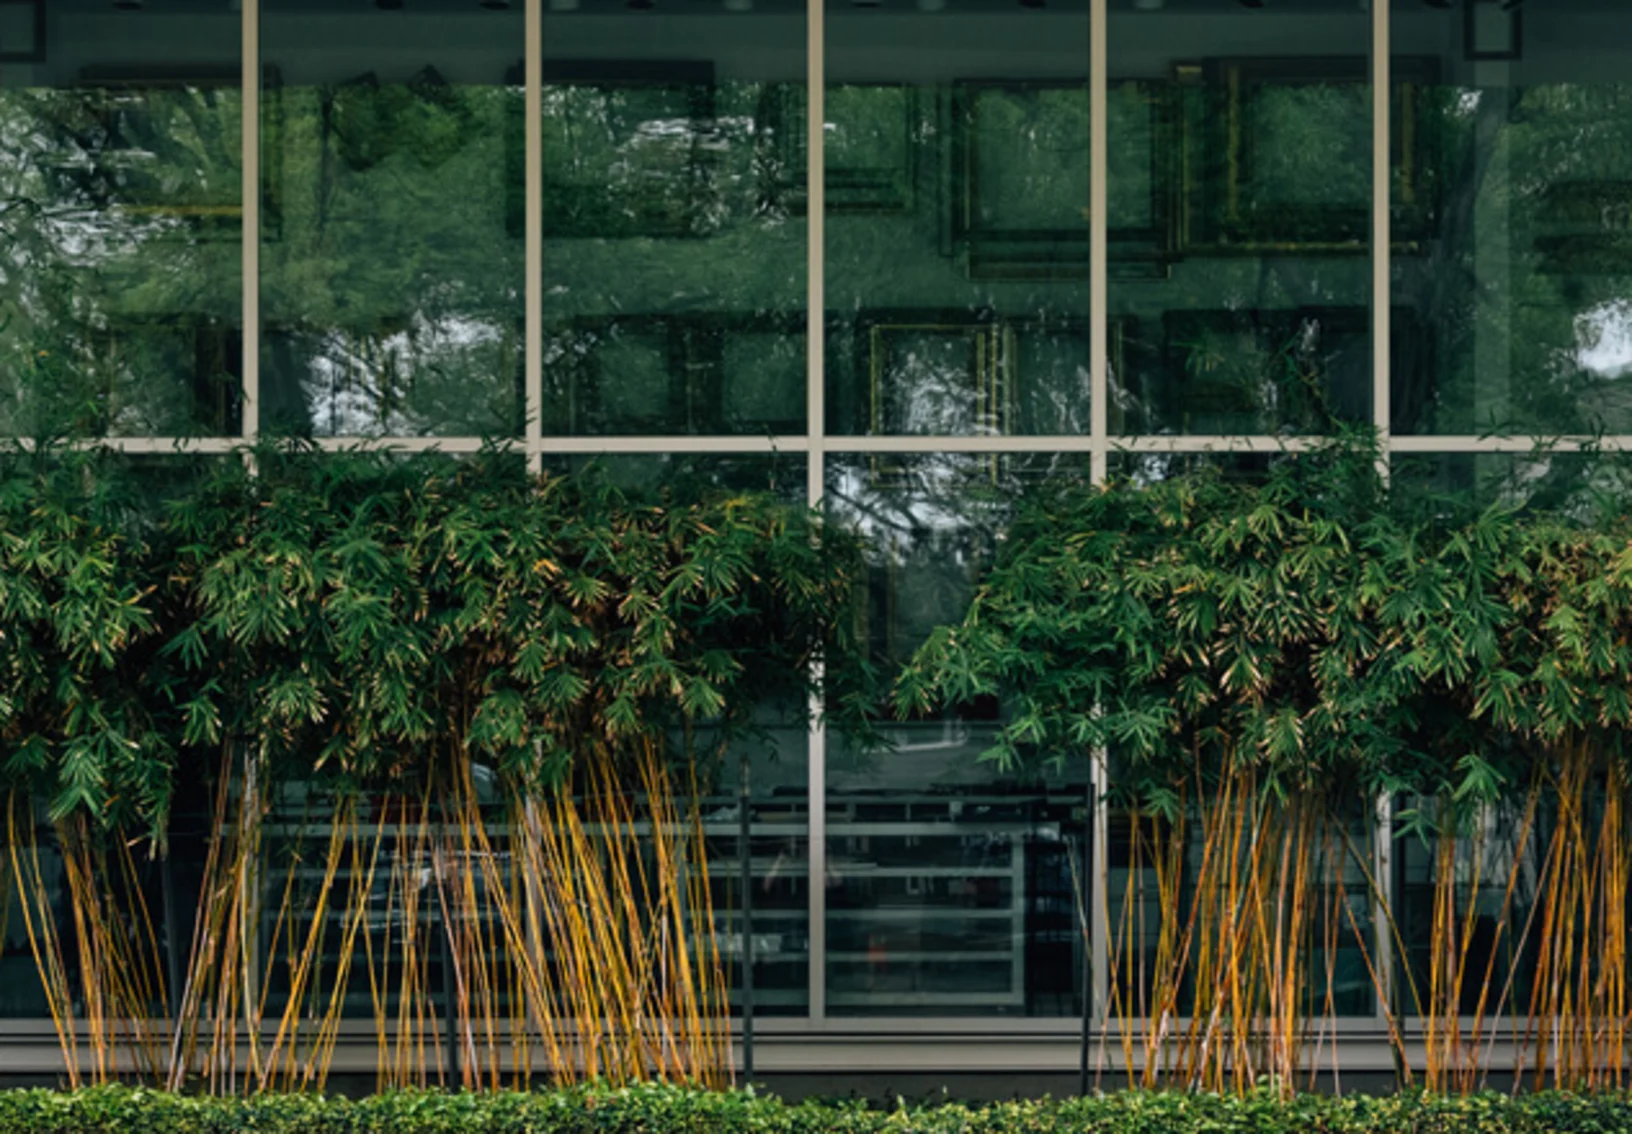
<box><xmin>241</xmin><ymin>0</ymin><xmax>260</xmax><ymax>452</ymax></box>
<box><xmin>1371</xmin><ymin>0</ymin><xmax>1396</xmax><ymax>1027</ymax></box>
<box><xmin>805</xmin><ymin>0</ymin><xmax>827</xmax><ymax>1026</ymax></box>
<box><xmin>526</xmin><ymin>0</ymin><xmax>543</xmax><ymax>478</ymax></box>
<box><xmin>1088</xmin><ymin>0</ymin><xmax>1111</xmax><ymax>1047</ymax></box>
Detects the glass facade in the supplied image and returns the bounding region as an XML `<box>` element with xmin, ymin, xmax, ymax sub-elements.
<box><xmin>2</xmin><ymin>0</ymin><xmax>1629</xmax><ymax>1047</ymax></box>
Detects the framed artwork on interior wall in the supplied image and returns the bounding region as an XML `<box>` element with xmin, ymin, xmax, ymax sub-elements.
<box><xmin>507</xmin><ymin>59</ymin><xmax>718</xmax><ymax>240</ymax></box>
<box><xmin>859</xmin><ymin>309</ymin><xmax>1005</xmax><ymax>483</ymax></box>
<box><xmin>951</xmin><ymin>78</ymin><xmax>1174</xmax><ymax>280</ymax></box>
<box><xmin>1002</xmin><ymin>316</ymin><xmax>1129</xmax><ymax>435</ymax></box>
<box><xmin>0</xmin><ymin>0</ymin><xmax>44</xmax><ymax>63</ymax></box>
<box><xmin>709</xmin><ymin>315</ymin><xmax>806</xmax><ymax>435</ymax></box>
<box><xmin>557</xmin><ymin>313</ymin><xmax>803</xmax><ymax>435</ymax></box>
<box><xmin>760</xmin><ymin>82</ymin><xmax>916</xmax><ymax>215</ymax></box>
<box><xmin>76</xmin><ymin>64</ymin><xmax>285</xmax><ymax>241</ymax></box>
<box><xmin>1170</xmin><ymin>56</ymin><xmax>1439</xmax><ymax>254</ymax></box>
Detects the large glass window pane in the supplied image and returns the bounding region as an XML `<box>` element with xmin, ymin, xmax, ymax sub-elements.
<box><xmin>540</xmin><ymin>2</ymin><xmax>805</xmax><ymax>437</ymax></box>
<box><xmin>1392</xmin><ymin>1</ymin><xmax>1632</xmax><ymax>436</ymax></box>
<box><xmin>260</xmin><ymin>1</ymin><xmax>524</xmax><ymax>438</ymax></box>
<box><xmin>824</xmin><ymin>453</ymin><xmax>1091</xmax><ymax>1018</ymax></box>
<box><xmin>1108</xmin><ymin>0</ymin><xmax>1373</xmax><ymax>437</ymax></box>
<box><xmin>0</xmin><ymin>1</ymin><xmax>242</xmax><ymax>438</ymax></box>
<box><xmin>824</xmin><ymin>0</ymin><xmax>1092</xmax><ymax>438</ymax></box>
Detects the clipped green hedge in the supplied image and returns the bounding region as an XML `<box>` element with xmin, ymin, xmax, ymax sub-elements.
<box><xmin>3</xmin><ymin>1086</ymin><xmax>1632</xmax><ymax>1134</ymax></box>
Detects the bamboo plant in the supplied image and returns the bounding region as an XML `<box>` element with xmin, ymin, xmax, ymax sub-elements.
<box><xmin>0</xmin><ymin>443</ymin><xmax>867</xmax><ymax>1091</ymax></box>
<box><xmin>897</xmin><ymin>437</ymin><xmax>1632</xmax><ymax>1093</ymax></box>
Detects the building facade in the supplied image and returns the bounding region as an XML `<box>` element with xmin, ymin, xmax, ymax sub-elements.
<box><xmin>0</xmin><ymin>0</ymin><xmax>1623</xmax><ymax>1091</ymax></box>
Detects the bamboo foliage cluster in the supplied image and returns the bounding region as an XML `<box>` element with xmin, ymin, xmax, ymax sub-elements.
<box><xmin>898</xmin><ymin>441</ymin><xmax>1632</xmax><ymax>1091</ymax></box>
<box><xmin>0</xmin><ymin>445</ymin><xmax>864</xmax><ymax>1090</ymax></box>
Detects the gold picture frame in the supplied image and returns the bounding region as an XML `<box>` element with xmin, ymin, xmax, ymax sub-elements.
<box><xmin>864</xmin><ymin>314</ymin><xmax>1004</xmax><ymax>485</ymax></box>
<box><xmin>1171</xmin><ymin>56</ymin><xmax>1438</xmax><ymax>255</ymax></box>
<box><xmin>859</xmin><ymin>311</ymin><xmax>1117</xmax><ymax>478</ymax></box>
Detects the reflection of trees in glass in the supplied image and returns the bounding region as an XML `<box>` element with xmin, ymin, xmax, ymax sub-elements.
<box><xmin>1110</xmin><ymin>60</ymin><xmax>1376</xmax><ymax>435</ymax></box>
<box><xmin>1393</xmin><ymin>450</ymin><xmax>1632</xmax><ymax>522</ymax></box>
<box><xmin>827</xmin><ymin>454</ymin><xmax>1087</xmax><ymax>671</ymax></box>
<box><xmin>538</xmin><ymin>70</ymin><xmax>806</xmax><ymax>437</ymax></box>
<box><xmin>1244</xmin><ymin>83</ymin><xmax>1369</xmax><ymax>213</ymax></box>
<box><xmin>0</xmin><ymin>81</ymin><xmax>242</xmax><ymax>437</ymax></box>
<box><xmin>1398</xmin><ymin>74</ymin><xmax>1632</xmax><ymax>435</ymax></box>
<box><xmin>968</xmin><ymin>85</ymin><xmax>1089</xmax><ymax>233</ymax></box>
<box><xmin>261</xmin><ymin>78</ymin><xmax>522</xmax><ymax>437</ymax></box>
<box><xmin>1164</xmin><ymin>309</ymin><xmax>1362</xmax><ymax>435</ymax></box>
<box><xmin>540</xmin><ymin>78</ymin><xmax>717</xmax><ymax>238</ymax></box>
<box><xmin>1107</xmin><ymin>81</ymin><xmax>1155</xmax><ymax>233</ymax></box>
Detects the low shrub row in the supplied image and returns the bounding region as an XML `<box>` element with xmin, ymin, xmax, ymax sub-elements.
<box><xmin>3</xmin><ymin>1085</ymin><xmax>1632</xmax><ymax>1134</ymax></box>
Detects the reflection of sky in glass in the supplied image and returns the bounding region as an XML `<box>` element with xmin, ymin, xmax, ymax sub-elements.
<box><xmin>307</xmin><ymin>314</ymin><xmax>507</xmax><ymax>436</ymax></box>
<box><xmin>1576</xmin><ymin>300</ymin><xmax>1632</xmax><ymax>380</ymax></box>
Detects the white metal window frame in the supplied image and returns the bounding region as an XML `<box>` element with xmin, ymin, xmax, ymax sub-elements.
<box><xmin>16</xmin><ymin>0</ymin><xmax>1612</xmax><ymax>1065</ymax></box>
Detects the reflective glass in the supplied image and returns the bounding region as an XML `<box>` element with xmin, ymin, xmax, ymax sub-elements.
<box><xmin>824</xmin><ymin>0</ymin><xmax>1092</xmax><ymax>438</ymax></box>
<box><xmin>0</xmin><ymin>820</ymin><xmax>170</xmax><ymax>1020</ymax></box>
<box><xmin>1108</xmin><ymin>0</ymin><xmax>1373</xmax><ymax>436</ymax></box>
<box><xmin>0</xmin><ymin>0</ymin><xmax>242</xmax><ymax>438</ymax></box>
<box><xmin>1392</xmin><ymin>450</ymin><xmax>1632</xmax><ymax>519</ymax></box>
<box><xmin>0</xmin><ymin>837</ymin><xmax>64</xmax><ymax>1018</ymax></box>
<box><xmin>260</xmin><ymin>0</ymin><xmax>524</xmax><ymax>438</ymax></box>
<box><xmin>1108</xmin><ymin>449</ymin><xmax>1281</xmax><ymax>484</ymax></box>
<box><xmin>539</xmin><ymin>1</ymin><xmax>806</xmax><ymax>437</ymax></box>
<box><xmin>1393</xmin><ymin>798</ymin><xmax>1538</xmax><ymax>1019</ymax></box>
<box><xmin>1107</xmin><ymin>800</ymin><xmax>1376</xmax><ymax>1019</ymax></box>
<box><xmin>824</xmin><ymin>453</ymin><xmax>1090</xmax><ymax>1018</ymax></box>
<box><xmin>702</xmin><ymin>737</ymin><xmax>811</xmax><ymax>1018</ymax></box>
<box><xmin>540</xmin><ymin>452</ymin><xmax>807</xmax><ymax>503</ymax></box>
<box><xmin>1392</xmin><ymin>0</ymin><xmax>1632</xmax><ymax>435</ymax></box>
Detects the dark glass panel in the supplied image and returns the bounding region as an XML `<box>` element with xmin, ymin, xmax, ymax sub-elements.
<box><xmin>1393</xmin><ymin>0</ymin><xmax>1632</xmax><ymax>436</ymax></box>
<box><xmin>823</xmin><ymin>452</ymin><xmax>1091</xmax><ymax>1018</ymax></box>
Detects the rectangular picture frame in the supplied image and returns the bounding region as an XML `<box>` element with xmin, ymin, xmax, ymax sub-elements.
<box><xmin>952</xmin><ymin>78</ymin><xmax>1174</xmax><ymax>280</ymax></box>
<box><xmin>761</xmin><ymin>82</ymin><xmax>917</xmax><ymax>215</ymax></box>
<box><xmin>1171</xmin><ymin>56</ymin><xmax>1439</xmax><ymax>254</ymax></box>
